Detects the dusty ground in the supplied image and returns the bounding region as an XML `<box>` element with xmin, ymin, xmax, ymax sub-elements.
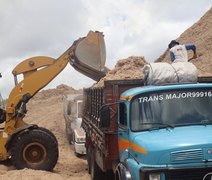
<box><xmin>0</xmin><ymin>85</ymin><xmax>90</xmax><ymax>180</ymax></box>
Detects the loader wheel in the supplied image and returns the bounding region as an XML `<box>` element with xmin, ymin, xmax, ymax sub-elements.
<box><xmin>36</xmin><ymin>127</ymin><xmax>58</xmax><ymax>145</ymax></box>
<box><xmin>11</xmin><ymin>127</ymin><xmax>58</xmax><ymax>171</ymax></box>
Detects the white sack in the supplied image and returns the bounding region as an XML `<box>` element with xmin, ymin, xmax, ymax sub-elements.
<box><xmin>171</xmin><ymin>62</ymin><xmax>198</xmax><ymax>83</ymax></box>
<box><xmin>143</xmin><ymin>62</ymin><xmax>198</xmax><ymax>85</ymax></box>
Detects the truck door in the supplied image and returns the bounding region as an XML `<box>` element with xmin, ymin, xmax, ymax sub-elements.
<box><xmin>118</xmin><ymin>102</ymin><xmax>130</xmax><ymax>161</ymax></box>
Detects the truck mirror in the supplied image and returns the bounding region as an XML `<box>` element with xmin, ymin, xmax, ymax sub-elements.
<box><xmin>100</xmin><ymin>106</ymin><xmax>110</xmax><ymax>128</ymax></box>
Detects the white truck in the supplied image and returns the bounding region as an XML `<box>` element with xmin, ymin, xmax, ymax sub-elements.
<box><xmin>63</xmin><ymin>94</ymin><xmax>86</xmax><ymax>155</ymax></box>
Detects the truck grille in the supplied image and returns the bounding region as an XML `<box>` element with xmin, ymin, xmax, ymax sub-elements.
<box><xmin>140</xmin><ymin>167</ymin><xmax>212</xmax><ymax>180</ymax></box>
<box><xmin>166</xmin><ymin>168</ymin><xmax>212</xmax><ymax>180</ymax></box>
<box><xmin>171</xmin><ymin>149</ymin><xmax>203</xmax><ymax>163</ymax></box>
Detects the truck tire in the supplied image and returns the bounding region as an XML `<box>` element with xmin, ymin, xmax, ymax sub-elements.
<box><xmin>115</xmin><ymin>163</ymin><xmax>132</xmax><ymax>180</ymax></box>
<box><xmin>90</xmin><ymin>148</ymin><xmax>105</xmax><ymax>180</ymax></box>
<box><xmin>10</xmin><ymin>127</ymin><xmax>58</xmax><ymax>171</ymax></box>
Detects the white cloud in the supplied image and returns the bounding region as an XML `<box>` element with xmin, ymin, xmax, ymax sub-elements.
<box><xmin>0</xmin><ymin>0</ymin><xmax>211</xmax><ymax>98</ymax></box>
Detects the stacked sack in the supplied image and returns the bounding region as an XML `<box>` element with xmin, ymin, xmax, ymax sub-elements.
<box><xmin>143</xmin><ymin>62</ymin><xmax>198</xmax><ymax>85</ymax></box>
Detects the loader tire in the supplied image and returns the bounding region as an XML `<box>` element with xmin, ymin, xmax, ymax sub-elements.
<box><xmin>11</xmin><ymin>127</ymin><xmax>58</xmax><ymax>171</ymax></box>
<box><xmin>36</xmin><ymin>127</ymin><xmax>58</xmax><ymax>145</ymax></box>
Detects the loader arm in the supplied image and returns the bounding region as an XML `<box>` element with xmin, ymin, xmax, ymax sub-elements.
<box><xmin>5</xmin><ymin>49</ymin><xmax>72</xmax><ymax>131</ymax></box>
<box><xmin>4</xmin><ymin>30</ymin><xmax>107</xmax><ymax>138</ymax></box>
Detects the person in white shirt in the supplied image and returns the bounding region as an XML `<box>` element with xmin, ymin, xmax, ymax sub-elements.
<box><xmin>168</xmin><ymin>40</ymin><xmax>197</xmax><ymax>63</ymax></box>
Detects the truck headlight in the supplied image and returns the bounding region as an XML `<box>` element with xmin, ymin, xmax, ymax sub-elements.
<box><xmin>149</xmin><ymin>173</ymin><xmax>160</xmax><ymax>180</ymax></box>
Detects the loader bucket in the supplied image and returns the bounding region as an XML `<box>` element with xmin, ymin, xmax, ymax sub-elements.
<box><xmin>69</xmin><ymin>31</ymin><xmax>107</xmax><ymax>81</ymax></box>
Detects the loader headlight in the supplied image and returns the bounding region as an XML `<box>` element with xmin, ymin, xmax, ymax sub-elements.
<box><xmin>149</xmin><ymin>173</ymin><xmax>160</xmax><ymax>180</ymax></box>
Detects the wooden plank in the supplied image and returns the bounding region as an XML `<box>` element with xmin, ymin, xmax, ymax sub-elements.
<box><xmin>198</xmin><ymin>76</ymin><xmax>212</xmax><ymax>83</ymax></box>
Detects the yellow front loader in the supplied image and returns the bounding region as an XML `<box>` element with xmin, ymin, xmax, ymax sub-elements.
<box><xmin>0</xmin><ymin>31</ymin><xmax>106</xmax><ymax>170</ymax></box>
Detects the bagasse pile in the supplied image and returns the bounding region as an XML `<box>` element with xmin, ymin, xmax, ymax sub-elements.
<box><xmin>94</xmin><ymin>8</ymin><xmax>212</xmax><ymax>88</ymax></box>
<box><xmin>93</xmin><ymin>56</ymin><xmax>148</xmax><ymax>87</ymax></box>
<box><xmin>32</xmin><ymin>84</ymin><xmax>82</xmax><ymax>101</ymax></box>
<box><xmin>156</xmin><ymin>8</ymin><xmax>212</xmax><ymax>76</ymax></box>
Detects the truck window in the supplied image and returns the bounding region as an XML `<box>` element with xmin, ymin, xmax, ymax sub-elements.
<box><xmin>119</xmin><ymin>102</ymin><xmax>127</xmax><ymax>128</ymax></box>
<box><xmin>130</xmin><ymin>88</ymin><xmax>212</xmax><ymax>131</ymax></box>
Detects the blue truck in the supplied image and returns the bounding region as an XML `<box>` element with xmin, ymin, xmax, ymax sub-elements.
<box><xmin>82</xmin><ymin>77</ymin><xmax>212</xmax><ymax>180</ymax></box>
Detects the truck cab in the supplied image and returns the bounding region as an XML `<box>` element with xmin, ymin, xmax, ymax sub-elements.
<box><xmin>63</xmin><ymin>95</ymin><xmax>86</xmax><ymax>155</ymax></box>
<box><xmin>117</xmin><ymin>83</ymin><xmax>212</xmax><ymax>180</ymax></box>
<box><xmin>73</xmin><ymin>100</ymin><xmax>86</xmax><ymax>155</ymax></box>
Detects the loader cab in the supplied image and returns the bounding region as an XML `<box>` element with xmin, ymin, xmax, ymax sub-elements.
<box><xmin>0</xmin><ymin>93</ymin><xmax>4</xmax><ymax>109</ymax></box>
<box><xmin>0</xmin><ymin>93</ymin><xmax>6</xmax><ymax>124</ymax></box>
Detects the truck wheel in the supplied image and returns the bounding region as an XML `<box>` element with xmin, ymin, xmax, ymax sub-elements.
<box><xmin>90</xmin><ymin>149</ymin><xmax>105</xmax><ymax>180</ymax></box>
<box><xmin>115</xmin><ymin>163</ymin><xmax>132</xmax><ymax>180</ymax></box>
<box><xmin>105</xmin><ymin>170</ymin><xmax>115</xmax><ymax>180</ymax></box>
<box><xmin>11</xmin><ymin>127</ymin><xmax>58</xmax><ymax>171</ymax></box>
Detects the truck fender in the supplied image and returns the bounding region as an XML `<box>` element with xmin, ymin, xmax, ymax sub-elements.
<box><xmin>5</xmin><ymin>124</ymin><xmax>38</xmax><ymax>150</ymax></box>
<box><xmin>115</xmin><ymin>162</ymin><xmax>132</xmax><ymax>180</ymax></box>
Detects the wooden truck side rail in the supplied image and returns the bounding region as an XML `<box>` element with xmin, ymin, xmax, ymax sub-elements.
<box><xmin>198</xmin><ymin>76</ymin><xmax>212</xmax><ymax>83</ymax></box>
<box><xmin>82</xmin><ymin>79</ymin><xmax>144</xmax><ymax>171</ymax></box>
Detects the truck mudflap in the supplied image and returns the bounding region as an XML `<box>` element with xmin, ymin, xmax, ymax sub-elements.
<box><xmin>140</xmin><ymin>166</ymin><xmax>212</xmax><ymax>180</ymax></box>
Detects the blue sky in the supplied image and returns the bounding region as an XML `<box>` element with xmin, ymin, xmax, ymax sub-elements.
<box><xmin>0</xmin><ymin>0</ymin><xmax>211</xmax><ymax>98</ymax></box>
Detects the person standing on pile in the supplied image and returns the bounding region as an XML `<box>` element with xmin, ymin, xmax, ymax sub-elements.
<box><xmin>168</xmin><ymin>40</ymin><xmax>197</xmax><ymax>63</ymax></box>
